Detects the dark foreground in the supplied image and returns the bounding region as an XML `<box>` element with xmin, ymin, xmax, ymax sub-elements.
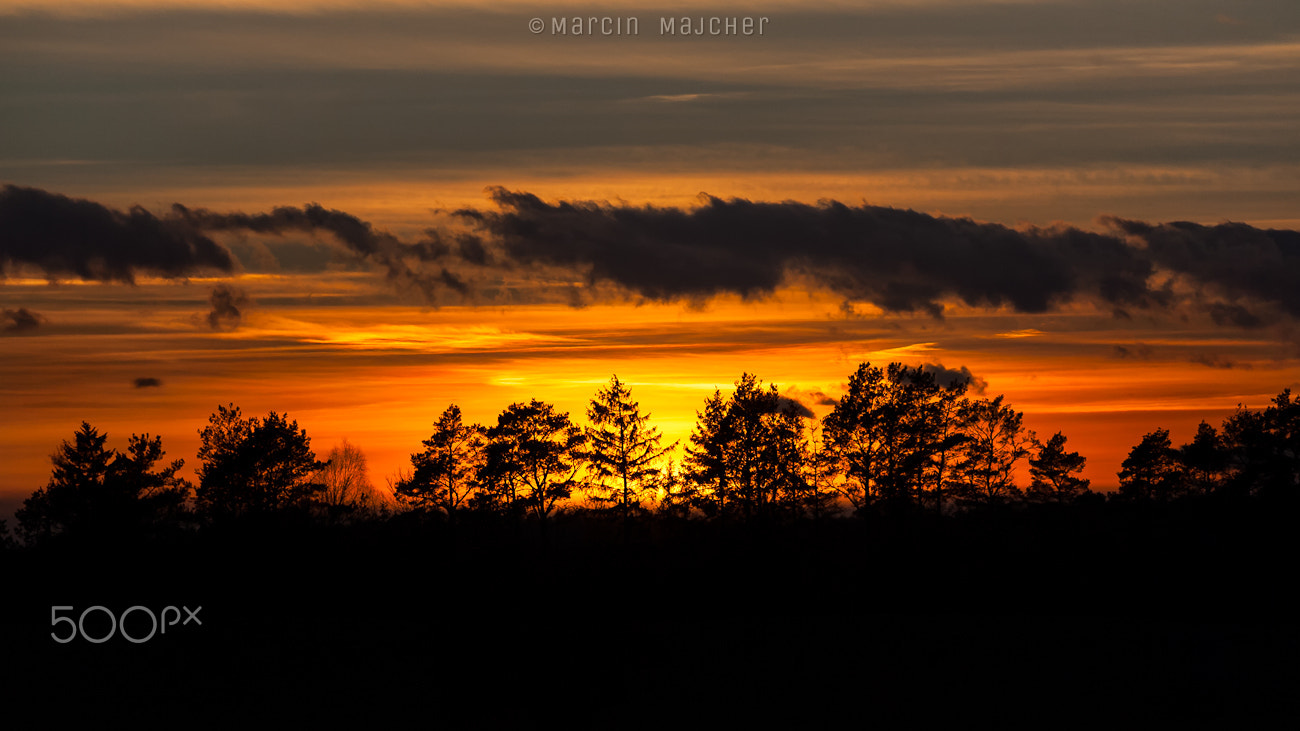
<box><xmin>3</xmin><ymin>501</ymin><xmax>1296</xmax><ymax>726</ymax></box>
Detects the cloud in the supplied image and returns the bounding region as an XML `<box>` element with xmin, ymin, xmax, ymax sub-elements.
<box><xmin>452</xmin><ymin>191</ymin><xmax>1300</xmax><ymax>332</ymax></box>
<box><xmin>2</xmin><ymin>307</ymin><xmax>44</xmax><ymax>333</ymax></box>
<box><xmin>10</xmin><ymin>186</ymin><xmax>1300</xmax><ymax>331</ymax></box>
<box><xmin>1112</xmin><ymin>343</ymin><xmax>1154</xmax><ymax>360</ymax></box>
<box><xmin>1190</xmin><ymin>353</ymin><xmax>1250</xmax><ymax>369</ymax></box>
<box><xmin>133</xmin><ymin>377</ymin><xmax>163</xmax><ymax>388</ymax></box>
<box><xmin>1103</xmin><ymin>217</ymin><xmax>1300</xmax><ymax>319</ymax></box>
<box><xmin>456</xmin><ymin>189</ymin><xmax>1161</xmax><ymax>317</ymax></box>
<box><xmin>0</xmin><ymin>186</ymin><xmax>469</xmax><ymax>304</ymax></box>
<box><xmin>454</xmin><ymin>233</ymin><xmax>492</xmax><ymax>266</ymax></box>
<box><xmin>782</xmin><ymin>387</ymin><xmax>838</xmax><ymax>407</ymax></box>
<box><xmin>775</xmin><ymin>395</ymin><xmax>815</xmax><ymax>419</ymax></box>
<box><xmin>207</xmin><ymin>284</ymin><xmax>249</xmax><ymax>331</ymax></box>
<box><xmin>1206</xmin><ymin>302</ymin><xmax>1265</xmax><ymax>329</ymax></box>
<box><xmin>171</xmin><ymin>202</ymin><xmax>464</xmax><ymax>303</ymax></box>
<box><xmin>917</xmin><ymin>363</ymin><xmax>987</xmax><ymax>395</ymax></box>
<box><xmin>0</xmin><ymin>184</ymin><xmax>233</xmax><ymax>283</ymax></box>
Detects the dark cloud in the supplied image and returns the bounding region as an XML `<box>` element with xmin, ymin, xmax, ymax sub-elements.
<box><xmin>172</xmin><ymin>203</ymin><xmax>462</xmax><ymax>303</ymax></box>
<box><xmin>1190</xmin><ymin>353</ymin><xmax>1250</xmax><ymax>370</ymax></box>
<box><xmin>455</xmin><ymin>234</ymin><xmax>492</xmax><ymax>266</ymax></box>
<box><xmin>803</xmin><ymin>390</ymin><xmax>838</xmax><ymax>406</ymax></box>
<box><xmin>450</xmin><ymin>191</ymin><xmax>1300</xmax><ymax>331</ymax></box>
<box><xmin>917</xmin><ymin>363</ymin><xmax>988</xmax><ymax>395</ymax></box>
<box><xmin>775</xmin><ymin>396</ymin><xmax>815</xmax><ymax>419</ymax></box>
<box><xmin>1206</xmin><ymin>302</ymin><xmax>1266</xmax><ymax>329</ymax></box>
<box><xmin>1103</xmin><ymin>217</ymin><xmax>1300</xmax><ymax>319</ymax></box>
<box><xmin>207</xmin><ymin>285</ymin><xmax>249</xmax><ymax>331</ymax></box>
<box><xmin>0</xmin><ymin>185</ymin><xmax>233</xmax><ymax>283</ymax></box>
<box><xmin>0</xmin><ymin>187</ymin><xmax>475</xmax><ymax>304</ymax></box>
<box><xmin>1112</xmin><ymin>343</ymin><xmax>1155</xmax><ymax>360</ymax></box>
<box><xmin>133</xmin><ymin>377</ymin><xmax>163</xmax><ymax>388</ymax></box>
<box><xmin>456</xmin><ymin>189</ymin><xmax>1161</xmax><ymax>316</ymax></box>
<box><xmin>10</xmin><ymin>186</ymin><xmax>1300</xmax><ymax>330</ymax></box>
<box><xmin>172</xmin><ymin>202</ymin><xmax>392</xmax><ymax>256</ymax></box>
<box><xmin>2</xmin><ymin>307</ymin><xmax>44</xmax><ymax>333</ymax></box>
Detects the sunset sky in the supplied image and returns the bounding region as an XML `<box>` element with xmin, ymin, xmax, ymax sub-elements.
<box><xmin>3</xmin><ymin>0</ymin><xmax>1299</xmax><ymax>517</ymax></box>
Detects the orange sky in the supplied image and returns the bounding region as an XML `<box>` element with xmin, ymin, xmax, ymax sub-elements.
<box><xmin>3</xmin><ymin>0</ymin><xmax>1300</xmax><ymax>517</ymax></box>
<box><xmin>4</xmin><ymin>266</ymin><xmax>1295</xmax><ymax>517</ymax></box>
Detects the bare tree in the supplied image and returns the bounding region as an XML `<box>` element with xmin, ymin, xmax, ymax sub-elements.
<box><xmin>315</xmin><ymin>439</ymin><xmax>387</xmax><ymax>518</ymax></box>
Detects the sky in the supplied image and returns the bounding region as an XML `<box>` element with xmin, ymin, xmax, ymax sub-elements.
<box><xmin>3</xmin><ymin>0</ymin><xmax>1299</xmax><ymax>516</ymax></box>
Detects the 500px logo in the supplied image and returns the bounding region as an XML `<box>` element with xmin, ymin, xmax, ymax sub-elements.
<box><xmin>50</xmin><ymin>605</ymin><xmax>202</xmax><ymax>644</ymax></box>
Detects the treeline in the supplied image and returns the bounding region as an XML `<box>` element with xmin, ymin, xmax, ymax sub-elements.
<box><xmin>5</xmin><ymin>362</ymin><xmax>1299</xmax><ymax>546</ymax></box>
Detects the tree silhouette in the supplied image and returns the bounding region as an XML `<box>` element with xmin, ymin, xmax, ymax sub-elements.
<box><xmin>804</xmin><ymin>423</ymin><xmax>838</xmax><ymax>520</ymax></box>
<box><xmin>871</xmin><ymin>364</ymin><xmax>938</xmax><ymax>509</ymax></box>
<box><xmin>954</xmin><ymin>395</ymin><xmax>1031</xmax><ymax>506</ymax></box>
<box><xmin>822</xmin><ymin>362</ymin><xmax>969</xmax><ymax>514</ymax></box>
<box><xmin>821</xmin><ymin>362</ymin><xmax>891</xmax><ymax>514</ymax></box>
<box><xmin>722</xmin><ymin>373</ymin><xmax>784</xmax><ymax>520</ymax></box>
<box><xmin>918</xmin><ymin>373</ymin><xmax>972</xmax><ymax>514</ymax></box>
<box><xmin>314</xmin><ymin>439</ymin><xmax>387</xmax><ymax>520</ymax></box>
<box><xmin>1178</xmin><ymin>421</ymin><xmax>1227</xmax><ymax>496</ymax></box>
<box><xmin>685</xmin><ymin>388</ymin><xmax>734</xmax><ymax>518</ymax></box>
<box><xmin>16</xmin><ymin>422</ymin><xmax>191</xmax><ymax>543</ymax></box>
<box><xmin>651</xmin><ymin>459</ymin><xmax>695</xmax><ymax>519</ymax></box>
<box><xmin>766</xmin><ymin>404</ymin><xmax>814</xmax><ymax>519</ymax></box>
<box><xmin>480</xmin><ymin>399</ymin><xmax>585</xmax><ymax>525</ymax></box>
<box><xmin>195</xmin><ymin>405</ymin><xmax>323</xmax><ymax>518</ymax></box>
<box><xmin>1117</xmin><ymin>428</ymin><xmax>1185</xmax><ymax>503</ymax></box>
<box><xmin>684</xmin><ymin>373</ymin><xmax>811</xmax><ymax>521</ymax></box>
<box><xmin>583</xmin><ymin>375</ymin><xmax>674</xmax><ymax>527</ymax></box>
<box><xmin>1027</xmin><ymin>431</ymin><xmax>1090</xmax><ymax>503</ymax></box>
<box><xmin>395</xmin><ymin>404</ymin><xmax>485</xmax><ymax>523</ymax></box>
<box><xmin>1221</xmin><ymin>389</ymin><xmax>1300</xmax><ymax>499</ymax></box>
<box><xmin>1266</xmin><ymin>389</ymin><xmax>1300</xmax><ymax>496</ymax></box>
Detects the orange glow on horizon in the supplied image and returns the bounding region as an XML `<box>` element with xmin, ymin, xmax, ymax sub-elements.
<box><xmin>4</xmin><ymin>273</ymin><xmax>1295</xmax><ymax>515</ymax></box>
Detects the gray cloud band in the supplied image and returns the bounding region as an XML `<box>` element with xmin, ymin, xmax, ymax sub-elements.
<box><xmin>3</xmin><ymin>184</ymin><xmax>1296</xmax><ymax>329</ymax></box>
<box><xmin>455</xmin><ymin>188</ymin><xmax>1291</xmax><ymax>326</ymax></box>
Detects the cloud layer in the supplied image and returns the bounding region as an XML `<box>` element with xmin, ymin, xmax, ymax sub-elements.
<box><xmin>171</xmin><ymin>202</ymin><xmax>467</xmax><ymax>301</ymax></box>
<box><xmin>0</xmin><ymin>185</ymin><xmax>234</xmax><ymax>282</ymax></box>
<box><xmin>454</xmin><ymin>189</ymin><xmax>1295</xmax><ymax>325</ymax></box>
<box><xmin>5</xmin><ymin>185</ymin><xmax>1300</xmax><ymax>334</ymax></box>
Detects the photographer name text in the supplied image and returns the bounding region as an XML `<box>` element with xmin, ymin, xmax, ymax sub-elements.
<box><xmin>529</xmin><ymin>16</ymin><xmax>770</xmax><ymax>36</ymax></box>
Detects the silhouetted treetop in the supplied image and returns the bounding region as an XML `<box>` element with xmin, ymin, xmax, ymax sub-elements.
<box><xmin>953</xmin><ymin>395</ymin><xmax>1031</xmax><ymax>507</ymax></box>
<box><xmin>821</xmin><ymin>362</ymin><xmax>973</xmax><ymax>514</ymax></box>
<box><xmin>195</xmin><ymin>405</ymin><xmax>323</xmax><ymax>518</ymax></box>
<box><xmin>315</xmin><ymin>439</ymin><xmax>387</xmax><ymax>520</ymax></box>
<box><xmin>1117</xmin><ymin>428</ymin><xmax>1184</xmax><ymax>503</ymax></box>
<box><xmin>583</xmin><ymin>375</ymin><xmax>674</xmax><ymax>524</ymax></box>
<box><xmin>1028</xmin><ymin>431</ymin><xmax>1090</xmax><ymax>504</ymax></box>
<box><xmin>1179</xmin><ymin>421</ymin><xmax>1227</xmax><ymax>496</ymax></box>
<box><xmin>16</xmin><ymin>422</ymin><xmax>191</xmax><ymax>543</ymax></box>
<box><xmin>479</xmin><ymin>399</ymin><xmax>585</xmax><ymax>523</ymax></box>
<box><xmin>395</xmin><ymin>404</ymin><xmax>485</xmax><ymax>521</ymax></box>
<box><xmin>684</xmin><ymin>372</ymin><xmax>812</xmax><ymax>521</ymax></box>
<box><xmin>1221</xmin><ymin>389</ymin><xmax>1300</xmax><ymax>499</ymax></box>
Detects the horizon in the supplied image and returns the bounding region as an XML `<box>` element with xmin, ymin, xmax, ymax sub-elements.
<box><xmin>4</xmin><ymin>0</ymin><xmax>1300</xmax><ymax>521</ymax></box>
